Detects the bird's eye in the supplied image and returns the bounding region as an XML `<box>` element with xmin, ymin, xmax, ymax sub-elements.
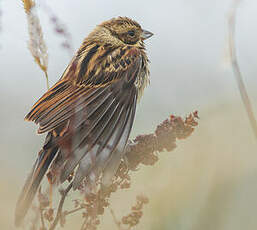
<box><xmin>128</xmin><ymin>30</ymin><xmax>135</xmax><ymax>37</ymax></box>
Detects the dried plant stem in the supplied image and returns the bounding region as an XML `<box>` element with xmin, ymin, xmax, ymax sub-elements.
<box><xmin>228</xmin><ymin>0</ymin><xmax>257</xmax><ymax>139</ymax></box>
<box><xmin>49</xmin><ymin>183</ymin><xmax>72</xmax><ymax>230</ymax></box>
<box><xmin>22</xmin><ymin>0</ymin><xmax>49</xmax><ymax>89</ymax></box>
<box><xmin>40</xmin><ymin>207</ymin><xmax>46</xmax><ymax>230</ymax></box>
<box><xmin>65</xmin><ymin>207</ymin><xmax>84</xmax><ymax>216</ymax></box>
<box><xmin>109</xmin><ymin>208</ymin><xmax>123</xmax><ymax>230</ymax></box>
<box><xmin>80</xmin><ymin>217</ymin><xmax>88</xmax><ymax>230</ymax></box>
<box><xmin>45</xmin><ymin>70</ymin><xmax>49</xmax><ymax>90</ymax></box>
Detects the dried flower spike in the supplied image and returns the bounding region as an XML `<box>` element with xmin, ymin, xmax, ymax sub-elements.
<box><xmin>22</xmin><ymin>0</ymin><xmax>49</xmax><ymax>89</ymax></box>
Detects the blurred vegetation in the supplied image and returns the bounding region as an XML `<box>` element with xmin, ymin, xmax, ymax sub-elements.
<box><xmin>1</xmin><ymin>101</ymin><xmax>257</xmax><ymax>230</ymax></box>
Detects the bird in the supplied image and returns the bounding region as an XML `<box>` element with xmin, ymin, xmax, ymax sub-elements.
<box><xmin>15</xmin><ymin>16</ymin><xmax>153</xmax><ymax>227</ymax></box>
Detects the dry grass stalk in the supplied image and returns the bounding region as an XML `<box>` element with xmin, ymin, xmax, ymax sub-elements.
<box><xmin>228</xmin><ymin>0</ymin><xmax>257</xmax><ymax>139</ymax></box>
<box><xmin>39</xmin><ymin>1</ymin><xmax>74</xmax><ymax>57</ymax></box>
<box><xmin>22</xmin><ymin>0</ymin><xmax>49</xmax><ymax>89</ymax></box>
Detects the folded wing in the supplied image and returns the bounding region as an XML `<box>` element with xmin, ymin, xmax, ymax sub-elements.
<box><xmin>25</xmin><ymin>50</ymin><xmax>142</xmax><ymax>189</ymax></box>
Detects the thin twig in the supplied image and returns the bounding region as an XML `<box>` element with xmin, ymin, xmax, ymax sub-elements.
<box><xmin>80</xmin><ymin>216</ymin><xmax>88</xmax><ymax>230</ymax></box>
<box><xmin>65</xmin><ymin>207</ymin><xmax>84</xmax><ymax>216</ymax></box>
<box><xmin>109</xmin><ymin>208</ymin><xmax>123</xmax><ymax>230</ymax></box>
<box><xmin>40</xmin><ymin>207</ymin><xmax>46</xmax><ymax>230</ymax></box>
<box><xmin>49</xmin><ymin>183</ymin><xmax>72</xmax><ymax>230</ymax></box>
<box><xmin>44</xmin><ymin>68</ymin><xmax>49</xmax><ymax>90</ymax></box>
<box><xmin>228</xmin><ymin>0</ymin><xmax>257</xmax><ymax>139</ymax></box>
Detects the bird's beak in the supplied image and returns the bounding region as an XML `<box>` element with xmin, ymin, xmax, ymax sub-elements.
<box><xmin>141</xmin><ymin>29</ymin><xmax>154</xmax><ymax>40</ymax></box>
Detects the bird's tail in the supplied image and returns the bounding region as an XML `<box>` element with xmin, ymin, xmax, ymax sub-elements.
<box><xmin>15</xmin><ymin>146</ymin><xmax>58</xmax><ymax>227</ymax></box>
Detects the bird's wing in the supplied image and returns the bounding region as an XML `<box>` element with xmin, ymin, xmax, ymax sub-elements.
<box><xmin>25</xmin><ymin>46</ymin><xmax>142</xmax><ymax>131</ymax></box>
<box><xmin>25</xmin><ymin>47</ymin><xmax>142</xmax><ymax>185</ymax></box>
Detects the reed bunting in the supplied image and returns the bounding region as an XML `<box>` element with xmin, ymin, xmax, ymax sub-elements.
<box><xmin>15</xmin><ymin>16</ymin><xmax>153</xmax><ymax>226</ymax></box>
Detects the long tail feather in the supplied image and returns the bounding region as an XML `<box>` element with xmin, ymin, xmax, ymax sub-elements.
<box><xmin>15</xmin><ymin>147</ymin><xmax>58</xmax><ymax>227</ymax></box>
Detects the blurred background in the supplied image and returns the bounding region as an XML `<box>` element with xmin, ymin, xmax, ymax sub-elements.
<box><xmin>1</xmin><ymin>0</ymin><xmax>257</xmax><ymax>229</ymax></box>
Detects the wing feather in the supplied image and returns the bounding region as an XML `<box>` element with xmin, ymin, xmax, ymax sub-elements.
<box><xmin>101</xmin><ymin>93</ymin><xmax>136</xmax><ymax>185</ymax></box>
<box><xmin>59</xmin><ymin>89</ymin><xmax>126</xmax><ymax>183</ymax></box>
<box><xmin>38</xmin><ymin>86</ymin><xmax>110</xmax><ymax>133</ymax></box>
<box><xmin>25</xmin><ymin>81</ymin><xmax>74</xmax><ymax>122</ymax></box>
<box><xmin>72</xmin><ymin>89</ymin><xmax>137</xmax><ymax>189</ymax></box>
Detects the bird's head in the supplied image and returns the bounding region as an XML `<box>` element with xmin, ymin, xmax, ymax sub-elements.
<box><xmin>86</xmin><ymin>17</ymin><xmax>153</xmax><ymax>47</ymax></box>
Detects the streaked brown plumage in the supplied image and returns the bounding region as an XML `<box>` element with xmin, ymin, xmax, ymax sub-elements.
<box><xmin>15</xmin><ymin>17</ymin><xmax>153</xmax><ymax>226</ymax></box>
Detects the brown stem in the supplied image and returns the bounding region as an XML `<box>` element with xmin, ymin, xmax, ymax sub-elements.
<box><xmin>40</xmin><ymin>207</ymin><xmax>46</xmax><ymax>230</ymax></box>
<box><xmin>80</xmin><ymin>216</ymin><xmax>88</xmax><ymax>230</ymax></box>
<box><xmin>109</xmin><ymin>208</ymin><xmax>122</xmax><ymax>230</ymax></box>
<box><xmin>49</xmin><ymin>183</ymin><xmax>72</xmax><ymax>230</ymax></box>
<box><xmin>44</xmin><ymin>70</ymin><xmax>50</xmax><ymax>90</ymax></box>
<box><xmin>228</xmin><ymin>0</ymin><xmax>257</xmax><ymax>139</ymax></box>
<box><xmin>65</xmin><ymin>207</ymin><xmax>84</xmax><ymax>216</ymax></box>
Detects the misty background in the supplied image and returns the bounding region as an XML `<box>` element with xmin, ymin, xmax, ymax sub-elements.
<box><xmin>1</xmin><ymin>0</ymin><xmax>257</xmax><ymax>229</ymax></box>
